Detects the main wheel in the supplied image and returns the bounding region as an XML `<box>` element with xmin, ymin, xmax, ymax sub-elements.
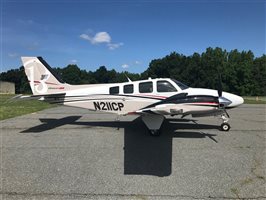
<box><xmin>150</xmin><ymin>129</ymin><xmax>161</xmax><ymax>136</ymax></box>
<box><xmin>221</xmin><ymin>123</ymin><xmax>230</xmax><ymax>131</ymax></box>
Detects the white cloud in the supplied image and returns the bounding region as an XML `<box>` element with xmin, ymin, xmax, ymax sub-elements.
<box><xmin>80</xmin><ymin>32</ymin><xmax>111</xmax><ymax>44</ymax></box>
<box><xmin>8</xmin><ymin>53</ymin><xmax>18</xmax><ymax>58</ymax></box>
<box><xmin>93</xmin><ymin>32</ymin><xmax>111</xmax><ymax>44</ymax></box>
<box><xmin>107</xmin><ymin>42</ymin><xmax>124</xmax><ymax>50</ymax></box>
<box><xmin>80</xmin><ymin>33</ymin><xmax>91</xmax><ymax>41</ymax></box>
<box><xmin>135</xmin><ymin>60</ymin><xmax>141</xmax><ymax>65</ymax></box>
<box><xmin>70</xmin><ymin>59</ymin><xmax>78</xmax><ymax>63</ymax></box>
<box><xmin>120</xmin><ymin>60</ymin><xmax>141</xmax><ymax>69</ymax></box>
<box><xmin>121</xmin><ymin>64</ymin><xmax>129</xmax><ymax>69</ymax></box>
<box><xmin>80</xmin><ymin>31</ymin><xmax>123</xmax><ymax>50</ymax></box>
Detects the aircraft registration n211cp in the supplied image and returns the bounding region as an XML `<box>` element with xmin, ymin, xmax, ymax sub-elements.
<box><xmin>19</xmin><ymin>57</ymin><xmax>244</xmax><ymax>136</ymax></box>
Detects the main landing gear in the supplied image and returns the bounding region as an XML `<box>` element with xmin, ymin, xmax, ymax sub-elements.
<box><xmin>150</xmin><ymin>129</ymin><xmax>161</xmax><ymax>136</ymax></box>
<box><xmin>220</xmin><ymin>114</ymin><xmax>230</xmax><ymax>131</ymax></box>
<box><xmin>141</xmin><ymin>114</ymin><xmax>164</xmax><ymax>136</ymax></box>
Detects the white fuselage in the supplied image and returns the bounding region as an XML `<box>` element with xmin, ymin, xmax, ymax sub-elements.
<box><xmin>53</xmin><ymin>78</ymin><xmax>243</xmax><ymax>116</ymax></box>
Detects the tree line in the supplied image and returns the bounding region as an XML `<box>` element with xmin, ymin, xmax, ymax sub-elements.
<box><xmin>1</xmin><ymin>47</ymin><xmax>265</xmax><ymax>96</ymax></box>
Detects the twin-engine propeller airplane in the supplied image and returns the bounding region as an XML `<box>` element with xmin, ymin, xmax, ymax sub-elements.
<box><xmin>19</xmin><ymin>57</ymin><xmax>244</xmax><ymax>136</ymax></box>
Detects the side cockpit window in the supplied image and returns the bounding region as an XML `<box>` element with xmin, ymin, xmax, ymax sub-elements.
<box><xmin>139</xmin><ymin>82</ymin><xmax>153</xmax><ymax>93</ymax></box>
<box><xmin>109</xmin><ymin>86</ymin><xmax>119</xmax><ymax>94</ymax></box>
<box><xmin>157</xmin><ymin>80</ymin><xmax>177</xmax><ymax>92</ymax></box>
<box><xmin>123</xmin><ymin>84</ymin><xmax>133</xmax><ymax>94</ymax></box>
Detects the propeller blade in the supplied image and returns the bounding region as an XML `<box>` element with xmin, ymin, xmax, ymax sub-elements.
<box><xmin>216</xmin><ymin>73</ymin><xmax>230</xmax><ymax>118</ymax></box>
<box><xmin>218</xmin><ymin>74</ymin><xmax>222</xmax><ymax>97</ymax></box>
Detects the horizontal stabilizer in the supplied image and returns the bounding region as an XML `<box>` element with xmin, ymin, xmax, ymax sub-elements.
<box><xmin>11</xmin><ymin>93</ymin><xmax>66</xmax><ymax>102</ymax></box>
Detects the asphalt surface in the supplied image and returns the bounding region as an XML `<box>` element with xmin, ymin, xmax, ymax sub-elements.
<box><xmin>0</xmin><ymin>104</ymin><xmax>265</xmax><ymax>200</ymax></box>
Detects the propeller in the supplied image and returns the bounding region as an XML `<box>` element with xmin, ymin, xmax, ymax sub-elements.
<box><xmin>217</xmin><ymin>74</ymin><xmax>230</xmax><ymax>118</ymax></box>
<box><xmin>218</xmin><ymin>74</ymin><xmax>222</xmax><ymax>97</ymax></box>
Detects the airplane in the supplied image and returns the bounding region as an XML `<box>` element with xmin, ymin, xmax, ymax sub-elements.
<box><xmin>18</xmin><ymin>57</ymin><xmax>244</xmax><ymax>136</ymax></box>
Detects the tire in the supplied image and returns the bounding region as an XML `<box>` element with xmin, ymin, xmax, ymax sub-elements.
<box><xmin>221</xmin><ymin>123</ymin><xmax>230</xmax><ymax>131</ymax></box>
<box><xmin>150</xmin><ymin>129</ymin><xmax>161</xmax><ymax>136</ymax></box>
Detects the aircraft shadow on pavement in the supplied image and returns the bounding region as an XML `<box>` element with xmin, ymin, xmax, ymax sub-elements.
<box><xmin>20</xmin><ymin>116</ymin><xmax>82</xmax><ymax>133</ymax></box>
<box><xmin>21</xmin><ymin>116</ymin><xmax>219</xmax><ymax>177</ymax></box>
<box><xmin>123</xmin><ymin>118</ymin><xmax>218</xmax><ymax>177</ymax></box>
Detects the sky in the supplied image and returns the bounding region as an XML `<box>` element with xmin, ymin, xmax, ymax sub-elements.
<box><xmin>1</xmin><ymin>0</ymin><xmax>265</xmax><ymax>73</ymax></box>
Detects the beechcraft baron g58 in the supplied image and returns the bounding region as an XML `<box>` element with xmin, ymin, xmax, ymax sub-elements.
<box><xmin>19</xmin><ymin>57</ymin><xmax>244</xmax><ymax>135</ymax></box>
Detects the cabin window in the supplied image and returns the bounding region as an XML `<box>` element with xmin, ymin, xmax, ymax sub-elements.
<box><xmin>109</xmin><ymin>86</ymin><xmax>119</xmax><ymax>94</ymax></box>
<box><xmin>123</xmin><ymin>84</ymin><xmax>133</xmax><ymax>94</ymax></box>
<box><xmin>157</xmin><ymin>81</ymin><xmax>177</xmax><ymax>92</ymax></box>
<box><xmin>139</xmin><ymin>82</ymin><xmax>153</xmax><ymax>93</ymax></box>
<box><xmin>171</xmin><ymin>79</ymin><xmax>189</xmax><ymax>90</ymax></box>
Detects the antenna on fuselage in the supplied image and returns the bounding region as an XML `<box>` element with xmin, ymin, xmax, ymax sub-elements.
<box><xmin>125</xmin><ymin>75</ymin><xmax>132</xmax><ymax>82</ymax></box>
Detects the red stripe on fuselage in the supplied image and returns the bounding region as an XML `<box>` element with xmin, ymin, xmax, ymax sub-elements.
<box><xmin>188</xmin><ymin>102</ymin><xmax>219</xmax><ymax>105</ymax></box>
<box><xmin>28</xmin><ymin>80</ymin><xmax>59</xmax><ymax>85</ymax></box>
<box><xmin>45</xmin><ymin>81</ymin><xmax>59</xmax><ymax>85</ymax></box>
<box><xmin>134</xmin><ymin>94</ymin><xmax>167</xmax><ymax>99</ymax></box>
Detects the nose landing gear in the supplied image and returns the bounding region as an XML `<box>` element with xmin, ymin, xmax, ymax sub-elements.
<box><xmin>220</xmin><ymin>114</ymin><xmax>230</xmax><ymax>131</ymax></box>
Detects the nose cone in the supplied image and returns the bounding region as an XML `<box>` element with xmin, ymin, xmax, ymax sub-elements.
<box><xmin>223</xmin><ymin>92</ymin><xmax>244</xmax><ymax>107</ymax></box>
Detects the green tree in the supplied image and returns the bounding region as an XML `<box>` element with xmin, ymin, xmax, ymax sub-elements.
<box><xmin>61</xmin><ymin>64</ymin><xmax>81</xmax><ymax>84</ymax></box>
<box><xmin>251</xmin><ymin>55</ymin><xmax>266</xmax><ymax>95</ymax></box>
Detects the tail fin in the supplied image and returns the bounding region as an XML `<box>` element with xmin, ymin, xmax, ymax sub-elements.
<box><xmin>21</xmin><ymin>57</ymin><xmax>66</xmax><ymax>95</ymax></box>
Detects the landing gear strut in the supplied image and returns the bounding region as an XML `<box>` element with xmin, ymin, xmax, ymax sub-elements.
<box><xmin>220</xmin><ymin>114</ymin><xmax>230</xmax><ymax>131</ymax></box>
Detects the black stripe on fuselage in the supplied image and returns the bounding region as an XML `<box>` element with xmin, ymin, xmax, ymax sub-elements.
<box><xmin>143</xmin><ymin>93</ymin><xmax>219</xmax><ymax>109</ymax></box>
<box><xmin>185</xmin><ymin>103</ymin><xmax>219</xmax><ymax>107</ymax></box>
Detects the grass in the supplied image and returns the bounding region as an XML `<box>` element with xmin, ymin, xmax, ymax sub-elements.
<box><xmin>230</xmin><ymin>187</ymin><xmax>240</xmax><ymax>199</ymax></box>
<box><xmin>243</xmin><ymin>96</ymin><xmax>266</xmax><ymax>104</ymax></box>
<box><xmin>0</xmin><ymin>94</ymin><xmax>55</xmax><ymax>121</ymax></box>
<box><xmin>240</xmin><ymin>177</ymin><xmax>253</xmax><ymax>187</ymax></box>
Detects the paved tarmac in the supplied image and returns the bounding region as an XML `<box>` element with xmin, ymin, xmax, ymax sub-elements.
<box><xmin>0</xmin><ymin>104</ymin><xmax>265</xmax><ymax>200</ymax></box>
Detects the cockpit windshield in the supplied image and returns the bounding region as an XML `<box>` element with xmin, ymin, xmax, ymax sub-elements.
<box><xmin>171</xmin><ymin>79</ymin><xmax>189</xmax><ymax>90</ymax></box>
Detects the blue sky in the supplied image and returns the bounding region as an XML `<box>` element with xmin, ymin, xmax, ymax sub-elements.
<box><xmin>1</xmin><ymin>0</ymin><xmax>265</xmax><ymax>73</ymax></box>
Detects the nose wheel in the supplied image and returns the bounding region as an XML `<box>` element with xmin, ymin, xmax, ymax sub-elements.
<box><xmin>221</xmin><ymin>122</ymin><xmax>230</xmax><ymax>131</ymax></box>
<box><xmin>220</xmin><ymin>114</ymin><xmax>230</xmax><ymax>131</ymax></box>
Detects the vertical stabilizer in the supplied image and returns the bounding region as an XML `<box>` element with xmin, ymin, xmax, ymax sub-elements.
<box><xmin>21</xmin><ymin>57</ymin><xmax>66</xmax><ymax>95</ymax></box>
